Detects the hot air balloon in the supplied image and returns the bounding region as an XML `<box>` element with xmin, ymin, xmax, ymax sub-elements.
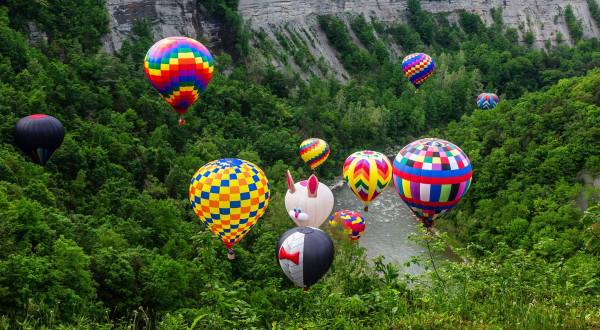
<box><xmin>276</xmin><ymin>226</ymin><xmax>334</xmax><ymax>289</ymax></box>
<box><xmin>343</xmin><ymin>150</ymin><xmax>392</xmax><ymax>211</ymax></box>
<box><xmin>189</xmin><ymin>158</ymin><xmax>270</xmax><ymax>259</ymax></box>
<box><xmin>401</xmin><ymin>53</ymin><xmax>435</xmax><ymax>89</ymax></box>
<box><xmin>392</xmin><ymin>138</ymin><xmax>472</xmax><ymax>227</ymax></box>
<box><xmin>476</xmin><ymin>93</ymin><xmax>499</xmax><ymax>110</ymax></box>
<box><xmin>298</xmin><ymin>138</ymin><xmax>330</xmax><ymax>171</ymax></box>
<box><xmin>285</xmin><ymin>171</ymin><xmax>334</xmax><ymax>228</ymax></box>
<box><xmin>15</xmin><ymin>114</ymin><xmax>65</xmax><ymax>165</ymax></box>
<box><xmin>144</xmin><ymin>36</ymin><xmax>214</xmax><ymax>126</ymax></box>
<box><xmin>328</xmin><ymin>210</ymin><xmax>366</xmax><ymax>241</ymax></box>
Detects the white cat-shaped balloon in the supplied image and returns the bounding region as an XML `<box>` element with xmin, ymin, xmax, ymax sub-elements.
<box><xmin>284</xmin><ymin>171</ymin><xmax>334</xmax><ymax>228</ymax></box>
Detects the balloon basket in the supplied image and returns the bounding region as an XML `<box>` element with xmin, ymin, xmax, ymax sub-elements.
<box><xmin>227</xmin><ymin>249</ymin><xmax>236</xmax><ymax>260</ymax></box>
<box><xmin>364</xmin><ymin>206</ymin><xmax>369</xmax><ymax>212</ymax></box>
<box><xmin>178</xmin><ymin>117</ymin><xmax>187</xmax><ymax>126</ymax></box>
<box><xmin>303</xmin><ymin>286</ymin><xmax>310</xmax><ymax>292</ymax></box>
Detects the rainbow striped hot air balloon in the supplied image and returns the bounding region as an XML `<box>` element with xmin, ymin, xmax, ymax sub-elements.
<box><xmin>401</xmin><ymin>53</ymin><xmax>435</xmax><ymax>89</ymax></box>
<box><xmin>476</xmin><ymin>93</ymin><xmax>500</xmax><ymax>110</ymax></box>
<box><xmin>299</xmin><ymin>138</ymin><xmax>330</xmax><ymax>171</ymax></box>
<box><xmin>343</xmin><ymin>150</ymin><xmax>392</xmax><ymax>211</ymax></box>
<box><xmin>329</xmin><ymin>210</ymin><xmax>366</xmax><ymax>241</ymax></box>
<box><xmin>189</xmin><ymin>158</ymin><xmax>270</xmax><ymax>259</ymax></box>
<box><xmin>144</xmin><ymin>37</ymin><xmax>214</xmax><ymax>125</ymax></box>
<box><xmin>392</xmin><ymin>138</ymin><xmax>472</xmax><ymax>227</ymax></box>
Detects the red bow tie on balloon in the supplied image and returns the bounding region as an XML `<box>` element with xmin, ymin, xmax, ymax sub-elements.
<box><xmin>278</xmin><ymin>246</ymin><xmax>300</xmax><ymax>265</ymax></box>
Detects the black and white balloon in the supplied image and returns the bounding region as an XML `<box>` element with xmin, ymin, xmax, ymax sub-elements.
<box><xmin>276</xmin><ymin>227</ymin><xmax>334</xmax><ymax>288</ymax></box>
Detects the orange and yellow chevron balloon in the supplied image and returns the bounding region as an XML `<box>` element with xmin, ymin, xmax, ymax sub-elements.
<box><xmin>299</xmin><ymin>138</ymin><xmax>330</xmax><ymax>170</ymax></box>
<box><xmin>189</xmin><ymin>158</ymin><xmax>270</xmax><ymax>258</ymax></box>
<box><xmin>342</xmin><ymin>150</ymin><xmax>392</xmax><ymax>211</ymax></box>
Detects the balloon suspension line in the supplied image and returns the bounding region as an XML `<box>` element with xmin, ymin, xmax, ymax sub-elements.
<box><xmin>425</xmin><ymin>227</ymin><xmax>446</xmax><ymax>288</ymax></box>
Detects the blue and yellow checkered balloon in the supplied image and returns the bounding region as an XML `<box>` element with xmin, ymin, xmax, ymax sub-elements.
<box><xmin>189</xmin><ymin>158</ymin><xmax>270</xmax><ymax>250</ymax></box>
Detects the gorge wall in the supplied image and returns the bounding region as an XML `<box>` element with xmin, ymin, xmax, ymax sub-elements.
<box><xmin>103</xmin><ymin>0</ymin><xmax>600</xmax><ymax>78</ymax></box>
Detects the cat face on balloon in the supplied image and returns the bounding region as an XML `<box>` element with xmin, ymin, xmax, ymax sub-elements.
<box><xmin>289</xmin><ymin>208</ymin><xmax>309</xmax><ymax>222</ymax></box>
<box><xmin>284</xmin><ymin>171</ymin><xmax>334</xmax><ymax>228</ymax></box>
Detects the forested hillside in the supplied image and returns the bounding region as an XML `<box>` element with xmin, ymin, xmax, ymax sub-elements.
<box><xmin>0</xmin><ymin>0</ymin><xmax>599</xmax><ymax>328</ymax></box>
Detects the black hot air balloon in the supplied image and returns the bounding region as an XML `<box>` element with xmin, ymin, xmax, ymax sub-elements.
<box><xmin>276</xmin><ymin>227</ymin><xmax>334</xmax><ymax>289</ymax></box>
<box><xmin>15</xmin><ymin>114</ymin><xmax>65</xmax><ymax>165</ymax></box>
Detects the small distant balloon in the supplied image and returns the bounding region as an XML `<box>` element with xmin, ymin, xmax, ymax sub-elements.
<box><xmin>15</xmin><ymin>114</ymin><xmax>65</xmax><ymax>165</ymax></box>
<box><xmin>476</xmin><ymin>93</ymin><xmax>500</xmax><ymax>110</ymax></box>
<box><xmin>401</xmin><ymin>53</ymin><xmax>435</xmax><ymax>89</ymax></box>
<box><xmin>276</xmin><ymin>227</ymin><xmax>334</xmax><ymax>288</ymax></box>
<box><xmin>144</xmin><ymin>36</ymin><xmax>214</xmax><ymax>125</ymax></box>
<box><xmin>189</xmin><ymin>158</ymin><xmax>270</xmax><ymax>259</ymax></box>
<box><xmin>299</xmin><ymin>138</ymin><xmax>330</xmax><ymax>171</ymax></box>
<box><xmin>343</xmin><ymin>150</ymin><xmax>392</xmax><ymax>211</ymax></box>
<box><xmin>328</xmin><ymin>210</ymin><xmax>366</xmax><ymax>241</ymax></box>
<box><xmin>392</xmin><ymin>138</ymin><xmax>472</xmax><ymax>227</ymax></box>
<box><xmin>285</xmin><ymin>171</ymin><xmax>334</xmax><ymax>228</ymax></box>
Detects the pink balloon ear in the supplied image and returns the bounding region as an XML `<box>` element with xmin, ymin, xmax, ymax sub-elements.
<box><xmin>286</xmin><ymin>170</ymin><xmax>296</xmax><ymax>193</ymax></box>
<box><xmin>307</xmin><ymin>174</ymin><xmax>318</xmax><ymax>198</ymax></box>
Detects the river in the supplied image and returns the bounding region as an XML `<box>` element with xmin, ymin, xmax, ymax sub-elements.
<box><xmin>332</xmin><ymin>183</ymin><xmax>453</xmax><ymax>274</ymax></box>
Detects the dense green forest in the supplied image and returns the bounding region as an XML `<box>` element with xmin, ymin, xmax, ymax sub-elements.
<box><xmin>0</xmin><ymin>0</ymin><xmax>599</xmax><ymax>328</ymax></box>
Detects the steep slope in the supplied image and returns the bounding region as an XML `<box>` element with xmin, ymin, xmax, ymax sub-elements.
<box><xmin>437</xmin><ymin>69</ymin><xmax>600</xmax><ymax>259</ymax></box>
<box><xmin>103</xmin><ymin>0</ymin><xmax>600</xmax><ymax>78</ymax></box>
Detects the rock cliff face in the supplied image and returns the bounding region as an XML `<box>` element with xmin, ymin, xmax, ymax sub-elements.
<box><xmin>103</xmin><ymin>0</ymin><xmax>222</xmax><ymax>53</ymax></box>
<box><xmin>239</xmin><ymin>0</ymin><xmax>599</xmax><ymax>77</ymax></box>
<box><xmin>103</xmin><ymin>0</ymin><xmax>600</xmax><ymax>77</ymax></box>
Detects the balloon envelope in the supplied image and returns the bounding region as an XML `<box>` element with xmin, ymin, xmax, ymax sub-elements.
<box><xmin>329</xmin><ymin>210</ymin><xmax>366</xmax><ymax>241</ymax></box>
<box><xmin>189</xmin><ymin>158</ymin><xmax>270</xmax><ymax>249</ymax></box>
<box><xmin>343</xmin><ymin>150</ymin><xmax>392</xmax><ymax>210</ymax></box>
<box><xmin>15</xmin><ymin>114</ymin><xmax>65</xmax><ymax>165</ymax></box>
<box><xmin>476</xmin><ymin>93</ymin><xmax>499</xmax><ymax>110</ymax></box>
<box><xmin>285</xmin><ymin>174</ymin><xmax>334</xmax><ymax>228</ymax></box>
<box><xmin>299</xmin><ymin>138</ymin><xmax>330</xmax><ymax>170</ymax></box>
<box><xmin>276</xmin><ymin>227</ymin><xmax>334</xmax><ymax>288</ymax></box>
<box><xmin>392</xmin><ymin>138</ymin><xmax>472</xmax><ymax>227</ymax></box>
<box><xmin>144</xmin><ymin>36</ymin><xmax>214</xmax><ymax>125</ymax></box>
<box><xmin>401</xmin><ymin>53</ymin><xmax>435</xmax><ymax>88</ymax></box>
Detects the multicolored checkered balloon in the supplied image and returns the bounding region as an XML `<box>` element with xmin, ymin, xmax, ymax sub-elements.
<box><xmin>144</xmin><ymin>37</ymin><xmax>214</xmax><ymax>125</ymax></box>
<box><xmin>401</xmin><ymin>53</ymin><xmax>435</xmax><ymax>89</ymax></box>
<box><xmin>299</xmin><ymin>138</ymin><xmax>330</xmax><ymax>170</ymax></box>
<box><xmin>189</xmin><ymin>159</ymin><xmax>270</xmax><ymax>257</ymax></box>
<box><xmin>392</xmin><ymin>138</ymin><xmax>472</xmax><ymax>227</ymax></box>
<box><xmin>343</xmin><ymin>150</ymin><xmax>392</xmax><ymax>211</ymax></box>
<box><xmin>329</xmin><ymin>210</ymin><xmax>366</xmax><ymax>241</ymax></box>
<box><xmin>476</xmin><ymin>93</ymin><xmax>499</xmax><ymax>110</ymax></box>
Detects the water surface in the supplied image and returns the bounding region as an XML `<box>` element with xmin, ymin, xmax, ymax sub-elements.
<box><xmin>332</xmin><ymin>184</ymin><xmax>429</xmax><ymax>274</ymax></box>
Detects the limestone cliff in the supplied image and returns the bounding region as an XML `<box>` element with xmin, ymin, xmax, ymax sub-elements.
<box><xmin>103</xmin><ymin>0</ymin><xmax>222</xmax><ymax>53</ymax></box>
<box><xmin>102</xmin><ymin>0</ymin><xmax>600</xmax><ymax>78</ymax></box>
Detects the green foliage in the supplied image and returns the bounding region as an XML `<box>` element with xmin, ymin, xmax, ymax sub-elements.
<box><xmin>5</xmin><ymin>0</ymin><xmax>108</xmax><ymax>53</ymax></box>
<box><xmin>317</xmin><ymin>15</ymin><xmax>378</xmax><ymax>72</ymax></box>
<box><xmin>407</xmin><ymin>0</ymin><xmax>434</xmax><ymax>44</ymax></box>
<box><xmin>458</xmin><ymin>11</ymin><xmax>484</xmax><ymax>35</ymax></box>
<box><xmin>590</xmin><ymin>0</ymin><xmax>600</xmax><ymax>28</ymax></box>
<box><xmin>387</xmin><ymin>23</ymin><xmax>422</xmax><ymax>51</ymax></box>
<box><xmin>565</xmin><ymin>4</ymin><xmax>584</xmax><ymax>42</ymax></box>
<box><xmin>524</xmin><ymin>30</ymin><xmax>535</xmax><ymax>45</ymax></box>
<box><xmin>439</xmin><ymin>70</ymin><xmax>600</xmax><ymax>262</ymax></box>
<box><xmin>0</xmin><ymin>1</ymin><xmax>600</xmax><ymax>328</ymax></box>
<box><xmin>199</xmin><ymin>0</ymin><xmax>249</xmax><ymax>58</ymax></box>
